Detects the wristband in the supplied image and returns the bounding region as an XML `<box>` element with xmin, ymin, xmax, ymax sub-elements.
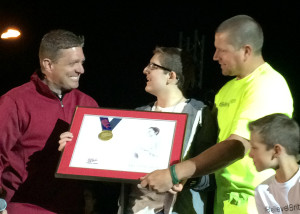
<box><xmin>170</xmin><ymin>164</ymin><xmax>180</xmax><ymax>184</ymax></box>
<box><xmin>0</xmin><ymin>198</ymin><xmax>7</xmax><ymax>212</ymax></box>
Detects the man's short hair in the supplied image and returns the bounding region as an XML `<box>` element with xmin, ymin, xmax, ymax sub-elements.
<box><xmin>216</xmin><ymin>15</ymin><xmax>264</xmax><ymax>54</ymax></box>
<box><xmin>39</xmin><ymin>29</ymin><xmax>84</xmax><ymax>62</ymax></box>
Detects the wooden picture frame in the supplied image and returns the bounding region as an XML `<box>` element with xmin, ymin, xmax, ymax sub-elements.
<box><xmin>56</xmin><ymin>106</ymin><xmax>187</xmax><ymax>183</ymax></box>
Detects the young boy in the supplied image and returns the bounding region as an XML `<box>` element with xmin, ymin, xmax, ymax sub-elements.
<box><xmin>248</xmin><ymin>113</ymin><xmax>300</xmax><ymax>213</ymax></box>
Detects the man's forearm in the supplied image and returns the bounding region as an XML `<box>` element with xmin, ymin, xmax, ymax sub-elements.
<box><xmin>176</xmin><ymin>139</ymin><xmax>246</xmax><ymax>180</ymax></box>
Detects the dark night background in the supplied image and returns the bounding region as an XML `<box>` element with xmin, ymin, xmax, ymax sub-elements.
<box><xmin>0</xmin><ymin>1</ymin><xmax>299</xmax><ymax>212</ymax></box>
<box><xmin>0</xmin><ymin>1</ymin><xmax>299</xmax><ymax>122</ymax></box>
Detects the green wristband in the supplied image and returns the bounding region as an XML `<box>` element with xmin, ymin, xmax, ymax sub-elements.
<box><xmin>170</xmin><ymin>164</ymin><xmax>180</xmax><ymax>184</ymax></box>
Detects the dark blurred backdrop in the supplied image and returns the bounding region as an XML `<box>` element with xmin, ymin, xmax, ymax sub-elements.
<box><xmin>0</xmin><ymin>1</ymin><xmax>299</xmax><ymax>121</ymax></box>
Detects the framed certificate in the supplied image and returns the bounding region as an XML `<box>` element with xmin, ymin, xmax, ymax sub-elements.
<box><xmin>56</xmin><ymin>106</ymin><xmax>187</xmax><ymax>183</ymax></box>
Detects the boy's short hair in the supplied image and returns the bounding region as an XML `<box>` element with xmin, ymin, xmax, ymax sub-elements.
<box><xmin>248</xmin><ymin>113</ymin><xmax>300</xmax><ymax>156</ymax></box>
<box><xmin>153</xmin><ymin>46</ymin><xmax>196</xmax><ymax>93</ymax></box>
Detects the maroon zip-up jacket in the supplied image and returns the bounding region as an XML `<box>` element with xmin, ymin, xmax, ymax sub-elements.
<box><xmin>0</xmin><ymin>72</ymin><xmax>98</xmax><ymax>213</ymax></box>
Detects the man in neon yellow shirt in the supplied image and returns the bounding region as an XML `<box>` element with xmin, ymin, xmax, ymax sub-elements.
<box><xmin>140</xmin><ymin>14</ymin><xmax>294</xmax><ymax>214</ymax></box>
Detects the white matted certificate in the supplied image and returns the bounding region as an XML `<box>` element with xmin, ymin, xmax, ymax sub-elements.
<box><xmin>56</xmin><ymin>106</ymin><xmax>187</xmax><ymax>183</ymax></box>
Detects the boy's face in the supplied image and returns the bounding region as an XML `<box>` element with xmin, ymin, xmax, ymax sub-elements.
<box><xmin>143</xmin><ymin>54</ymin><xmax>171</xmax><ymax>96</ymax></box>
<box><xmin>249</xmin><ymin>131</ymin><xmax>275</xmax><ymax>172</ymax></box>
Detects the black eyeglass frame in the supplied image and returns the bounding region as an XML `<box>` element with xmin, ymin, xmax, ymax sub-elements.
<box><xmin>146</xmin><ymin>62</ymin><xmax>172</xmax><ymax>72</ymax></box>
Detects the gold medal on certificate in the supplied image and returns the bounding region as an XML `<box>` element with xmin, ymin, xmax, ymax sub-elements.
<box><xmin>98</xmin><ymin>130</ymin><xmax>113</xmax><ymax>141</ymax></box>
<box><xmin>98</xmin><ymin>117</ymin><xmax>121</xmax><ymax>141</ymax></box>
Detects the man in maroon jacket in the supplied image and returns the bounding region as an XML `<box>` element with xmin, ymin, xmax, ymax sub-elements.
<box><xmin>0</xmin><ymin>29</ymin><xmax>98</xmax><ymax>214</ymax></box>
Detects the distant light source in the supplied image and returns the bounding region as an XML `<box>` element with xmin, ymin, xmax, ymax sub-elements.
<box><xmin>1</xmin><ymin>28</ymin><xmax>21</xmax><ymax>39</ymax></box>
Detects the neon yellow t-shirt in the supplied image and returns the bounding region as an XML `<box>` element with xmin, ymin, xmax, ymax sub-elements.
<box><xmin>214</xmin><ymin>63</ymin><xmax>294</xmax><ymax>214</ymax></box>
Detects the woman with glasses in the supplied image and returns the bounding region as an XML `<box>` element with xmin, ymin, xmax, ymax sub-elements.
<box><xmin>120</xmin><ymin>46</ymin><xmax>218</xmax><ymax>214</ymax></box>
